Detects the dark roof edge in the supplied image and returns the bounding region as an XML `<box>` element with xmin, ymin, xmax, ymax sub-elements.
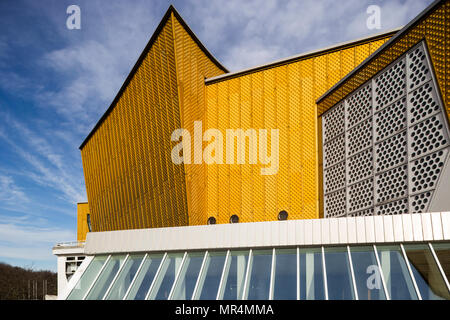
<box><xmin>316</xmin><ymin>0</ymin><xmax>444</xmax><ymax>105</ymax></box>
<box><xmin>79</xmin><ymin>5</ymin><xmax>228</xmax><ymax>150</ymax></box>
<box><xmin>204</xmin><ymin>28</ymin><xmax>401</xmax><ymax>85</ymax></box>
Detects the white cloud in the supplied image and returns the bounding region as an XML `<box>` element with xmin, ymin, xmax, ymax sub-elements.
<box><xmin>0</xmin><ymin>223</ymin><xmax>75</xmax><ymax>263</ymax></box>
<box><xmin>0</xmin><ymin>223</ymin><xmax>74</xmax><ymax>245</ymax></box>
<box><xmin>0</xmin><ymin>175</ymin><xmax>29</xmax><ymax>205</ymax></box>
<box><xmin>183</xmin><ymin>0</ymin><xmax>432</xmax><ymax>71</ymax></box>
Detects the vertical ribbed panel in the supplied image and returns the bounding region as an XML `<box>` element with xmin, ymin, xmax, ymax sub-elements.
<box><xmin>172</xmin><ymin>14</ymin><xmax>225</xmax><ymax>226</ymax></box>
<box><xmin>204</xmin><ymin>37</ymin><xmax>390</xmax><ymax>223</ymax></box>
<box><xmin>81</xmin><ymin>15</ymin><xmax>191</xmax><ymax>231</ymax></box>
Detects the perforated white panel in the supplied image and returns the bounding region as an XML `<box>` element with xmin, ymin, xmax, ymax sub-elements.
<box><xmin>322</xmin><ymin>41</ymin><xmax>450</xmax><ymax>218</ymax></box>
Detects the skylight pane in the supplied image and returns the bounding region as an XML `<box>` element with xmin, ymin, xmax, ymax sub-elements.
<box><xmin>299</xmin><ymin>248</ymin><xmax>325</xmax><ymax>300</ymax></box>
<box><xmin>376</xmin><ymin>245</ymin><xmax>418</xmax><ymax>300</ymax></box>
<box><xmin>85</xmin><ymin>254</ymin><xmax>127</xmax><ymax>300</ymax></box>
<box><xmin>245</xmin><ymin>250</ymin><xmax>272</xmax><ymax>300</ymax></box>
<box><xmin>403</xmin><ymin>244</ymin><xmax>450</xmax><ymax>300</ymax></box>
<box><xmin>67</xmin><ymin>255</ymin><xmax>108</xmax><ymax>300</ymax></box>
<box><xmin>323</xmin><ymin>247</ymin><xmax>355</xmax><ymax>300</ymax></box>
<box><xmin>171</xmin><ymin>252</ymin><xmax>205</xmax><ymax>300</ymax></box>
<box><xmin>125</xmin><ymin>254</ymin><xmax>163</xmax><ymax>300</ymax></box>
<box><xmin>350</xmin><ymin>246</ymin><xmax>386</xmax><ymax>300</ymax></box>
<box><xmin>147</xmin><ymin>253</ymin><xmax>184</xmax><ymax>300</ymax></box>
<box><xmin>219</xmin><ymin>250</ymin><xmax>249</xmax><ymax>300</ymax></box>
<box><xmin>431</xmin><ymin>243</ymin><xmax>450</xmax><ymax>284</ymax></box>
<box><xmin>194</xmin><ymin>251</ymin><xmax>227</xmax><ymax>300</ymax></box>
<box><xmin>273</xmin><ymin>249</ymin><xmax>297</xmax><ymax>300</ymax></box>
<box><xmin>105</xmin><ymin>254</ymin><xmax>145</xmax><ymax>300</ymax></box>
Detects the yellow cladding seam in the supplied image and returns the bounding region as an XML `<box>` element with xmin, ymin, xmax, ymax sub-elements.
<box><xmin>318</xmin><ymin>1</ymin><xmax>450</xmax><ymax>119</ymax></box>
<box><xmin>203</xmin><ymin>37</ymin><xmax>393</xmax><ymax>223</ymax></box>
<box><xmin>80</xmin><ymin>15</ymin><xmax>190</xmax><ymax>232</ymax></box>
<box><xmin>77</xmin><ymin>203</ymin><xmax>90</xmax><ymax>241</ymax></box>
<box><xmin>263</xmin><ymin>69</ymin><xmax>277</xmax><ymax>221</ymax></box>
<box><xmin>229</xmin><ymin>77</ymin><xmax>241</xmax><ymax>221</ymax></box>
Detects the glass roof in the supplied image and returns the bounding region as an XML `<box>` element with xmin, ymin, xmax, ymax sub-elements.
<box><xmin>66</xmin><ymin>243</ymin><xmax>450</xmax><ymax>300</ymax></box>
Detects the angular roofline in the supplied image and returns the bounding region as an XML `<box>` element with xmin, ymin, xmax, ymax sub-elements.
<box><xmin>316</xmin><ymin>0</ymin><xmax>444</xmax><ymax>105</ymax></box>
<box><xmin>79</xmin><ymin>5</ymin><xmax>228</xmax><ymax>150</ymax></box>
<box><xmin>204</xmin><ymin>28</ymin><xmax>401</xmax><ymax>85</ymax></box>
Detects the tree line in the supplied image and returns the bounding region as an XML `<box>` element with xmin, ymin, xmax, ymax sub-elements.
<box><xmin>0</xmin><ymin>262</ymin><xmax>57</xmax><ymax>300</ymax></box>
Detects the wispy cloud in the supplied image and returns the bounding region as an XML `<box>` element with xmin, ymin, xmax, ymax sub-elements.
<box><xmin>0</xmin><ymin>113</ymin><xmax>85</xmax><ymax>204</ymax></box>
<box><xmin>0</xmin><ymin>223</ymin><xmax>75</xmax><ymax>264</ymax></box>
<box><xmin>0</xmin><ymin>175</ymin><xmax>29</xmax><ymax>205</ymax></box>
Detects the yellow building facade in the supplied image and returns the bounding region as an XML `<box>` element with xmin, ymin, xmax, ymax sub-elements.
<box><xmin>79</xmin><ymin>6</ymin><xmax>398</xmax><ymax>232</ymax></box>
<box><xmin>76</xmin><ymin>202</ymin><xmax>90</xmax><ymax>241</ymax></box>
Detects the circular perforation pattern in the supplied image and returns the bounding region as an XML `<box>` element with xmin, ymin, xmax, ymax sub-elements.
<box><xmin>410</xmin><ymin>149</ymin><xmax>447</xmax><ymax>194</ymax></box>
<box><xmin>409</xmin><ymin>114</ymin><xmax>449</xmax><ymax>159</ymax></box>
<box><xmin>347</xmin><ymin>119</ymin><xmax>373</xmax><ymax>157</ymax></box>
<box><xmin>324</xmin><ymin>134</ymin><xmax>345</xmax><ymax>168</ymax></box>
<box><xmin>375</xmin><ymin>131</ymin><xmax>407</xmax><ymax>173</ymax></box>
<box><xmin>374</xmin><ymin>59</ymin><xmax>406</xmax><ymax>111</ymax></box>
<box><xmin>324</xmin><ymin>162</ymin><xmax>346</xmax><ymax>194</ymax></box>
<box><xmin>408</xmin><ymin>45</ymin><xmax>431</xmax><ymax>91</ymax></box>
<box><xmin>349</xmin><ymin>208</ymin><xmax>374</xmax><ymax>217</ymax></box>
<box><xmin>348</xmin><ymin>178</ymin><xmax>373</xmax><ymax>213</ymax></box>
<box><xmin>323</xmin><ymin>103</ymin><xmax>345</xmax><ymax>142</ymax></box>
<box><xmin>375</xmin><ymin>198</ymin><xmax>409</xmax><ymax>215</ymax></box>
<box><xmin>410</xmin><ymin>191</ymin><xmax>433</xmax><ymax>213</ymax></box>
<box><xmin>409</xmin><ymin>82</ymin><xmax>440</xmax><ymax>125</ymax></box>
<box><xmin>347</xmin><ymin>148</ymin><xmax>373</xmax><ymax>185</ymax></box>
<box><xmin>324</xmin><ymin>189</ymin><xmax>346</xmax><ymax>218</ymax></box>
<box><xmin>375</xmin><ymin>164</ymin><xmax>408</xmax><ymax>204</ymax></box>
<box><xmin>374</xmin><ymin>97</ymin><xmax>407</xmax><ymax>143</ymax></box>
<box><xmin>346</xmin><ymin>84</ymin><xmax>372</xmax><ymax>129</ymax></box>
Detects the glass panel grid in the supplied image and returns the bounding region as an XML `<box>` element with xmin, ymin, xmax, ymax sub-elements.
<box><xmin>66</xmin><ymin>243</ymin><xmax>450</xmax><ymax>301</ymax></box>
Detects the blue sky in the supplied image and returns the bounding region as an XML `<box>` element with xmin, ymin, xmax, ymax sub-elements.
<box><xmin>0</xmin><ymin>0</ymin><xmax>433</xmax><ymax>271</ymax></box>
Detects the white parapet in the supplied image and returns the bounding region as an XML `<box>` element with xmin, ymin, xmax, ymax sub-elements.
<box><xmin>81</xmin><ymin>212</ymin><xmax>450</xmax><ymax>256</ymax></box>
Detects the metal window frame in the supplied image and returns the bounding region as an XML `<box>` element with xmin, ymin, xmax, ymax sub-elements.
<box><xmin>144</xmin><ymin>252</ymin><xmax>168</xmax><ymax>300</ymax></box>
<box><xmin>82</xmin><ymin>254</ymin><xmax>112</xmax><ymax>300</ymax></box>
<box><xmin>269</xmin><ymin>248</ymin><xmax>276</xmax><ymax>300</ymax></box>
<box><xmin>428</xmin><ymin>242</ymin><xmax>450</xmax><ymax>293</ymax></box>
<box><xmin>168</xmin><ymin>251</ymin><xmax>188</xmax><ymax>300</ymax></box>
<box><xmin>122</xmin><ymin>253</ymin><xmax>148</xmax><ymax>300</ymax></box>
<box><xmin>61</xmin><ymin>255</ymin><xmax>94</xmax><ymax>300</ymax></box>
<box><xmin>346</xmin><ymin>245</ymin><xmax>359</xmax><ymax>300</ymax></box>
<box><xmin>321</xmin><ymin>246</ymin><xmax>329</xmax><ymax>300</ymax></box>
<box><xmin>373</xmin><ymin>244</ymin><xmax>391</xmax><ymax>300</ymax></box>
<box><xmin>216</xmin><ymin>250</ymin><xmax>231</xmax><ymax>300</ymax></box>
<box><xmin>296</xmin><ymin>247</ymin><xmax>300</xmax><ymax>300</ymax></box>
<box><xmin>191</xmin><ymin>251</ymin><xmax>209</xmax><ymax>300</ymax></box>
<box><xmin>400</xmin><ymin>243</ymin><xmax>422</xmax><ymax>300</ymax></box>
<box><xmin>241</xmin><ymin>249</ymin><xmax>253</xmax><ymax>300</ymax></box>
<box><xmin>102</xmin><ymin>254</ymin><xmax>130</xmax><ymax>300</ymax></box>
